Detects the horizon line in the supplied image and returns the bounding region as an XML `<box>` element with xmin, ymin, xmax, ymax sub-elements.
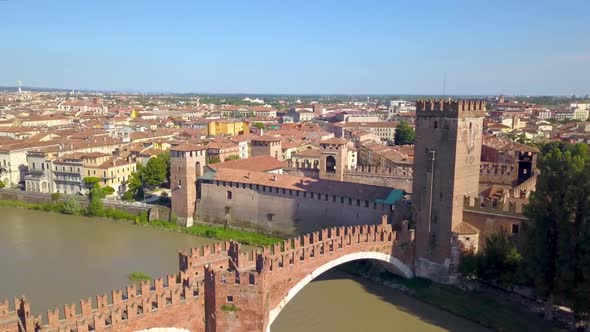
<box><xmin>0</xmin><ymin>85</ymin><xmax>585</xmax><ymax>98</ymax></box>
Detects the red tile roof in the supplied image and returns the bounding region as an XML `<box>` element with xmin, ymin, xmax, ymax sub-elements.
<box><xmin>208</xmin><ymin>155</ymin><xmax>286</xmax><ymax>173</ymax></box>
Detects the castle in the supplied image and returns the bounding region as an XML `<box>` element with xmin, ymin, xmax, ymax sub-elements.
<box><xmin>171</xmin><ymin>99</ymin><xmax>530</xmax><ymax>266</ymax></box>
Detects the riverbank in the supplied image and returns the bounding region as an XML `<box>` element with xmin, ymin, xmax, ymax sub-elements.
<box><xmin>339</xmin><ymin>261</ymin><xmax>565</xmax><ymax>332</ymax></box>
<box><xmin>0</xmin><ymin>199</ymin><xmax>282</xmax><ymax>246</ymax></box>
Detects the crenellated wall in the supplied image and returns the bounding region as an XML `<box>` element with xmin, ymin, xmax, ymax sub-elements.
<box><xmin>462</xmin><ymin>196</ymin><xmax>528</xmax><ymax>250</ymax></box>
<box><xmin>479</xmin><ymin>162</ymin><xmax>517</xmax><ymax>185</ymax></box>
<box><xmin>0</xmin><ymin>276</ymin><xmax>203</xmax><ymax>332</ymax></box>
<box><xmin>463</xmin><ymin>195</ymin><xmax>525</xmax><ymax>216</ymax></box>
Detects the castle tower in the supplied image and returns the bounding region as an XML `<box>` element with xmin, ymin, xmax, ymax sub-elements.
<box><xmin>170</xmin><ymin>143</ymin><xmax>207</xmax><ymax>227</ymax></box>
<box><xmin>412</xmin><ymin>99</ymin><xmax>485</xmax><ymax>282</ymax></box>
<box><xmin>319</xmin><ymin>138</ymin><xmax>348</xmax><ymax>181</ymax></box>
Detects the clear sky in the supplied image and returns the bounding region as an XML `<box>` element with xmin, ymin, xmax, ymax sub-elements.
<box><xmin>0</xmin><ymin>0</ymin><xmax>589</xmax><ymax>95</ymax></box>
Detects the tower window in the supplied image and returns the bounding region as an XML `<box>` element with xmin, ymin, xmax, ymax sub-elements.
<box><xmin>326</xmin><ymin>156</ymin><xmax>336</xmax><ymax>174</ymax></box>
<box><xmin>227</xmin><ymin>191</ymin><xmax>232</xmax><ymax>199</ymax></box>
<box><xmin>469</xmin><ymin>122</ymin><xmax>472</xmax><ymax>129</ymax></box>
<box><xmin>434</xmin><ymin>121</ymin><xmax>438</xmax><ymax>129</ymax></box>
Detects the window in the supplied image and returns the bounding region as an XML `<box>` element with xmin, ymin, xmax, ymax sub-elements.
<box><xmin>267</xmin><ymin>213</ymin><xmax>274</xmax><ymax>222</ymax></box>
<box><xmin>226</xmin><ymin>296</ymin><xmax>233</xmax><ymax>303</ymax></box>
<box><xmin>225</xmin><ymin>207</ymin><xmax>231</xmax><ymax>214</ymax></box>
<box><xmin>227</xmin><ymin>191</ymin><xmax>232</xmax><ymax>199</ymax></box>
<box><xmin>511</xmin><ymin>224</ymin><xmax>520</xmax><ymax>234</ymax></box>
<box><xmin>434</xmin><ymin>121</ymin><xmax>438</xmax><ymax>129</ymax></box>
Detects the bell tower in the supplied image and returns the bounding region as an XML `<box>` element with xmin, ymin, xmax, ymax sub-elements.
<box><xmin>412</xmin><ymin>99</ymin><xmax>485</xmax><ymax>282</ymax></box>
<box><xmin>319</xmin><ymin>138</ymin><xmax>348</xmax><ymax>181</ymax></box>
<box><xmin>170</xmin><ymin>143</ymin><xmax>207</xmax><ymax>227</ymax></box>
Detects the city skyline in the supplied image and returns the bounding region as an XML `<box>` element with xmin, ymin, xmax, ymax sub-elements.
<box><xmin>1</xmin><ymin>0</ymin><xmax>589</xmax><ymax>95</ymax></box>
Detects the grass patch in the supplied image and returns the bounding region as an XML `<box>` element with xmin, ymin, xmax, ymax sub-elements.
<box><xmin>138</xmin><ymin>219</ymin><xmax>283</xmax><ymax>246</ymax></box>
<box><xmin>128</xmin><ymin>272</ymin><xmax>152</xmax><ymax>283</ymax></box>
<box><xmin>221</xmin><ymin>304</ymin><xmax>239</xmax><ymax>312</ymax></box>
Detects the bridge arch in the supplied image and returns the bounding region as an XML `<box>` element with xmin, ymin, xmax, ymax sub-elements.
<box><xmin>266</xmin><ymin>251</ymin><xmax>412</xmax><ymax>331</ymax></box>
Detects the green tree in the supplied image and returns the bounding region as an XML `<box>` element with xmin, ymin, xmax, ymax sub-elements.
<box><xmin>102</xmin><ymin>186</ymin><xmax>115</xmax><ymax>196</ymax></box>
<box><xmin>459</xmin><ymin>231</ymin><xmax>523</xmax><ymax>287</ymax></box>
<box><xmin>51</xmin><ymin>192</ymin><xmax>61</xmax><ymax>202</ymax></box>
<box><xmin>61</xmin><ymin>198</ymin><xmax>82</xmax><ymax>215</ymax></box>
<box><xmin>86</xmin><ymin>184</ymin><xmax>106</xmax><ymax>216</ymax></box>
<box><xmin>525</xmin><ymin>142</ymin><xmax>590</xmax><ymax>324</ymax></box>
<box><xmin>0</xmin><ymin>180</ymin><xmax>4</xmax><ymax>189</ymax></box>
<box><xmin>478</xmin><ymin>231</ymin><xmax>523</xmax><ymax>286</ymax></box>
<box><xmin>124</xmin><ymin>171</ymin><xmax>144</xmax><ymax>201</ymax></box>
<box><xmin>83</xmin><ymin>177</ymin><xmax>100</xmax><ymax>188</ymax></box>
<box><xmin>253</xmin><ymin>122</ymin><xmax>265</xmax><ymax>129</ymax></box>
<box><xmin>225</xmin><ymin>155</ymin><xmax>240</xmax><ymax>161</ymax></box>
<box><xmin>140</xmin><ymin>153</ymin><xmax>170</xmax><ymax>187</ymax></box>
<box><xmin>394</xmin><ymin>121</ymin><xmax>415</xmax><ymax>145</ymax></box>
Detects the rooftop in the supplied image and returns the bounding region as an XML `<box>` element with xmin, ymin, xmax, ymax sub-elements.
<box><xmin>208</xmin><ymin>168</ymin><xmax>399</xmax><ymax>202</ymax></box>
<box><xmin>208</xmin><ymin>155</ymin><xmax>287</xmax><ymax>173</ymax></box>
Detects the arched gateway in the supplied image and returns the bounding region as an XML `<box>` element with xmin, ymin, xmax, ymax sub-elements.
<box><xmin>0</xmin><ymin>218</ymin><xmax>413</xmax><ymax>332</ymax></box>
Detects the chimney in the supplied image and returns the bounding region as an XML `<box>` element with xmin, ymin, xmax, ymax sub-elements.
<box><xmin>273</xmin><ymin>175</ymin><xmax>277</xmax><ymax>182</ymax></box>
<box><xmin>247</xmin><ymin>172</ymin><xmax>251</xmax><ymax>179</ymax></box>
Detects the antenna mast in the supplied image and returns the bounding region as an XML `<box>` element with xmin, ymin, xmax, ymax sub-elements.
<box><xmin>443</xmin><ymin>72</ymin><xmax>446</xmax><ymax>98</ymax></box>
<box><xmin>17</xmin><ymin>80</ymin><xmax>22</xmax><ymax>94</ymax></box>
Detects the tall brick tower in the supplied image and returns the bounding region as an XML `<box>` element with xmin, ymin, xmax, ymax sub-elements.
<box><xmin>319</xmin><ymin>138</ymin><xmax>348</xmax><ymax>181</ymax></box>
<box><xmin>412</xmin><ymin>99</ymin><xmax>485</xmax><ymax>282</ymax></box>
<box><xmin>170</xmin><ymin>143</ymin><xmax>207</xmax><ymax>227</ymax></box>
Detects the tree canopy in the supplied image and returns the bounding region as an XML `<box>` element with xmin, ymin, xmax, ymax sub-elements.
<box><xmin>83</xmin><ymin>177</ymin><xmax>100</xmax><ymax>188</ymax></box>
<box><xmin>394</xmin><ymin>121</ymin><xmax>415</xmax><ymax>145</ymax></box>
<box><xmin>142</xmin><ymin>153</ymin><xmax>170</xmax><ymax>187</ymax></box>
<box><xmin>524</xmin><ymin>142</ymin><xmax>590</xmax><ymax>324</ymax></box>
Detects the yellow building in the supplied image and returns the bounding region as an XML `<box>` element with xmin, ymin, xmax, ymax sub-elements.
<box><xmin>207</xmin><ymin>121</ymin><xmax>250</xmax><ymax>137</ymax></box>
<box><xmin>84</xmin><ymin>156</ymin><xmax>137</xmax><ymax>195</ymax></box>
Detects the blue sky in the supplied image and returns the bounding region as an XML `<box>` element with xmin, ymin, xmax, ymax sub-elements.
<box><xmin>1</xmin><ymin>0</ymin><xmax>589</xmax><ymax>95</ymax></box>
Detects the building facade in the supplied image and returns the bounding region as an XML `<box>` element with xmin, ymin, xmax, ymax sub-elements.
<box><xmin>207</xmin><ymin>121</ymin><xmax>250</xmax><ymax>137</ymax></box>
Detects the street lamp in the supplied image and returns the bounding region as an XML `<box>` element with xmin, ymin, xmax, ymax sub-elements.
<box><xmin>140</xmin><ymin>174</ymin><xmax>146</xmax><ymax>204</ymax></box>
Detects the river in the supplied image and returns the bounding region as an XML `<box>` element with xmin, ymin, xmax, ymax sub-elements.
<box><xmin>0</xmin><ymin>206</ymin><xmax>487</xmax><ymax>331</ymax></box>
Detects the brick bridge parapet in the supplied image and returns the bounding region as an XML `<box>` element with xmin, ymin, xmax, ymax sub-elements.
<box><xmin>0</xmin><ymin>217</ymin><xmax>414</xmax><ymax>332</ymax></box>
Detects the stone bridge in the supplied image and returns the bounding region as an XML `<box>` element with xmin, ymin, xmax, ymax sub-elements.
<box><xmin>0</xmin><ymin>217</ymin><xmax>414</xmax><ymax>332</ymax></box>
